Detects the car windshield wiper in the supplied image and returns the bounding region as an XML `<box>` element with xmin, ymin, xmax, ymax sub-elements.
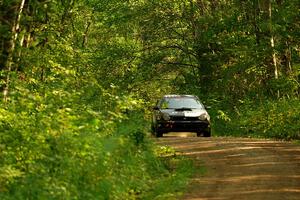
<box><xmin>174</xmin><ymin>107</ymin><xmax>193</xmax><ymax>111</ymax></box>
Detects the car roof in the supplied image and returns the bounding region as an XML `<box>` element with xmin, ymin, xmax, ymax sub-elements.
<box><xmin>163</xmin><ymin>94</ymin><xmax>198</xmax><ymax>99</ymax></box>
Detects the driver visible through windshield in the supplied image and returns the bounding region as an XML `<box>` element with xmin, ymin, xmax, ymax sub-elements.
<box><xmin>160</xmin><ymin>97</ymin><xmax>204</xmax><ymax>109</ymax></box>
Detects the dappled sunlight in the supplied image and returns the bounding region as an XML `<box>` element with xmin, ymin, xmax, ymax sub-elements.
<box><xmin>238</xmin><ymin>188</ymin><xmax>300</xmax><ymax>194</ymax></box>
<box><xmin>180</xmin><ymin>146</ymin><xmax>266</xmax><ymax>156</ymax></box>
<box><xmin>164</xmin><ymin>132</ymin><xmax>197</xmax><ymax>137</ymax></box>
<box><xmin>192</xmin><ymin>175</ymin><xmax>300</xmax><ymax>184</ymax></box>
<box><xmin>232</xmin><ymin>161</ymin><xmax>299</xmax><ymax>167</ymax></box>
<box><xmin>224</xmin><ymin>153</ymin><xmax>246</xmax><ymax>158</ymax></box>
<box><xmin>187</xmin><ymin>198</ymin><xmax>225</xmax><ymax>200</ymax></box>
<box><xmin>281</xmin><ymin>149</ymin><xmax>300</xmax><ymax>153</ymax></box>
<box><xmin>156</xmin><ymin>137</ymin><xmax>300</xmax><ymax>200</ymax></box>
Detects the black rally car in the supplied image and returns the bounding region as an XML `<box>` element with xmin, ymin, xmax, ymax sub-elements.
<box><xmin>152</xmin><ymin>95</ymin><xmax>211</xmax><ymax>137</ymax></box>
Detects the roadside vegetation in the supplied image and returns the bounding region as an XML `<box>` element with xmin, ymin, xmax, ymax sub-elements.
<box><xmin>0</xmin><ymin>86</ymin><xmax>193</xmax><ymax>199</ymax></box>
<box><xmin>0</xmin><ymin>0</ymin><xmax>299</xmax><ymax>199</ymax></box>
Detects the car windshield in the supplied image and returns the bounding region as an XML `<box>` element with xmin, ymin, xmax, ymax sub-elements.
<box><xmin>160</xmin><ymin>97</ymin><xmax>204</xmax><ymax>109</ymax></box>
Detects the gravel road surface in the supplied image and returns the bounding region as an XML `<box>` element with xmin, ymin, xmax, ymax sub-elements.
<box><xmin>156</xmin><ymin>134</ymin><xmax>300</xmax><ymax>200</ymax></box>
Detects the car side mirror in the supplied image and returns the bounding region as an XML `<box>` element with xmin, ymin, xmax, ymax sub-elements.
<box><xmin>153</xmin><ymin>106</ymin><xmax>159</xmax><ymax>110</ymax></box>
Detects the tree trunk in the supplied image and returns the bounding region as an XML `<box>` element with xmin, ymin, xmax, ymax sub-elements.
<box><xmin>2</xmin><ymin>0</ymin><xmax>26</xmax><ymax>101</ymax></box>
<box><xmin>284</xmin><ymin>41</ymin><xmax>292</xmax><ymax>75</ymax></box>
<box><xmin>268</xmin><ymin>0</ymin><xmax>278</xmax><ymax>79</ymax></box>
<box><xmin>253</xmin><ymin>0</ymin><xmax>261</xmax><ymax>45</ymax></box>
<box><xmin>82</xmin><ymin>18</ymin><xmax>92</xmax><ymax>48</ymax></box>
<box><xmin>259</xmin><ymin>0</ymin><xmax>278</xmax><ymax>79</ymax></box>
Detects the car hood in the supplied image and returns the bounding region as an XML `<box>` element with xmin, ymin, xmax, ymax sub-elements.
<box><xmin>160</xmin><ymin>108</ymin><xmax>208</xmax><ymax>117</ymax></box>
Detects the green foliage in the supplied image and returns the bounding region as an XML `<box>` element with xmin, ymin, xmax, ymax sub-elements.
<box><xmin>0</xmin><ymin>86</ymin><xmax>193</xmax><ymax>199</ymax></box>
<box><xmin>1</xmin><ymin>0</ymin><xmax>300</xmax><ymax>198</ymax></box>
<box><xmin>237</xmin><ymin>99</ymin><xmax>300</xmax><ymax>140</ymax></box>
<box><xmin>211</xmin><ymin>98</ymin><xmax>300</xmax><ymax>140</ymax></box>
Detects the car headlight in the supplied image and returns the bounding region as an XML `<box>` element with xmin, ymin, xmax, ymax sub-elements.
<box><xmin>162</xmin><ymin>113</ymin><xmax>171</xmax><ymax>121</ymax></box>
<box><xmin>156</xmin><ymin>115</ymin><xmax>161</xmax><ymax>120</ymax></box>
<box><xmin>199</xmin><ymin>113</ymin><xmax>210</xmax><ymax>121</ymax></box>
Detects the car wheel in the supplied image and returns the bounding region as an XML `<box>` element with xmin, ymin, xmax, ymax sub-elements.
<box><xmin>152</xmin><ymin>126</ymin><xmax>163</xmax><ymax>137</ymax></box>
<box><xmin>197</xmin><ymin>131</ymin><xmax>211</xmax><ymax>137</ymax></box>
<box><xmin>151</xmin><ymin>125</ymin><xmax>156</xmax><ymax>136</ymax></box>
<box><xmin>203</xmin><ymin>130</ymin><xmax>211</xmax><ymax>137</ymax></box>
<box><xmin>155</xmin><ymin>131</ymin><xmax>163</xmax><ymax>137</ymax></box>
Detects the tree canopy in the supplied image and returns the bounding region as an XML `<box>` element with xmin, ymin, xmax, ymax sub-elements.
<box><xmin>0</xmin><ymin>0</ymin><xmax>299</xmax><ymax>198</ymax></box>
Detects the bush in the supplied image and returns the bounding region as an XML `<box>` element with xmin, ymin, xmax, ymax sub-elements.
<box><xmin>214</xmin><ymin>98</ymin><xmax>300</xmax><ymax>140</ymax></box>
<box><xmin>237</xmin><ymin>98</ymin><xmax>300</xmax><ymax>140</ymax></box>
<box><xmin>0</xmin><ymin>87</ymin><xmax>193</xmax><ymax>199</ymax></box>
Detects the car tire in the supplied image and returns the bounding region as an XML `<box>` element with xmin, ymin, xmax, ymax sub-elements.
<box><xmin>155</xmin><ymin>131</ymin><xmax>163</xmax><ymax>137</ymax></box>
<box><xmin>151</xmin><ymin>126</ymin><xmax>163</xmax><ymax>137</ymax></box>
<box><xmin>203</xmin><ymin>131</ymin><xmax>211</xmax><ymax>137</ymax></box>
<box><xmin>197</xmin><ymin>131</ymin><xmax>211</xmax><ymax>137</ymax></box>
<box><xmin>151</xmin><ymin>125</ymin><xmax>156</xmax><ymax>136</ymax></box>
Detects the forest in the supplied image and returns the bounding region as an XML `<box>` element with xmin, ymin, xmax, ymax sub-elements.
<box><xmin>0</xmin><ymin>0</ymin><xmax>299</xmax><ymax>199</ymax></box>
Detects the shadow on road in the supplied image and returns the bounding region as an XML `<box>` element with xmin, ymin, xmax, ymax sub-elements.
<box><xmin>155</xmin><ymin>136</ymin><xmax>300</xmax><ymax>200</ymax></box>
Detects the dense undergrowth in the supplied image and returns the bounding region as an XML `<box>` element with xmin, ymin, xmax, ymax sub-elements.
<box><xmin>0</xmin><ymin>83</ymin><xmax>193</xmax><ymax>199</ymax></box>
<box><xmin>209</xmin><ymin>97</ymin><xmax>300</xmax><ymax>140</ymax></box>
<box><xmin>1</xmin><ymin>0</ymin><xmax>300</xmax><ymax>198</ymax></box>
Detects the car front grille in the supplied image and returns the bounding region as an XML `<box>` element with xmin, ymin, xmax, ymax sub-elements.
<box><xmin>170</xmin><ymin>116</ymin><xmax>199</xmax><ymax>121</ymax></box>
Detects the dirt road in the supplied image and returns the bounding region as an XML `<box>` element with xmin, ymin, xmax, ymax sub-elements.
<box><xmin>156</xmin><ymin>134</ymin><xmax>300</xmax><ymax>200</ymax></box>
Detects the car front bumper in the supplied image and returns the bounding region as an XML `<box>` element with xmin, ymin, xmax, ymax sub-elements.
<box><xmin>156</xmin><ymin>120</ymin><xmax>210</xmax><ymax>133</ymax></box>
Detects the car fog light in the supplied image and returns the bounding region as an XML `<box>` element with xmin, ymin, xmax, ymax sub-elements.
<box><xmin>199</xmin><ymin>113</ymin><xmax>209</xmax><ymax>121</ymax></box>
<box><xmin>162</xmin><ymin>113</ymin><xmax>170</xmax><ymax>121</ymax></box>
